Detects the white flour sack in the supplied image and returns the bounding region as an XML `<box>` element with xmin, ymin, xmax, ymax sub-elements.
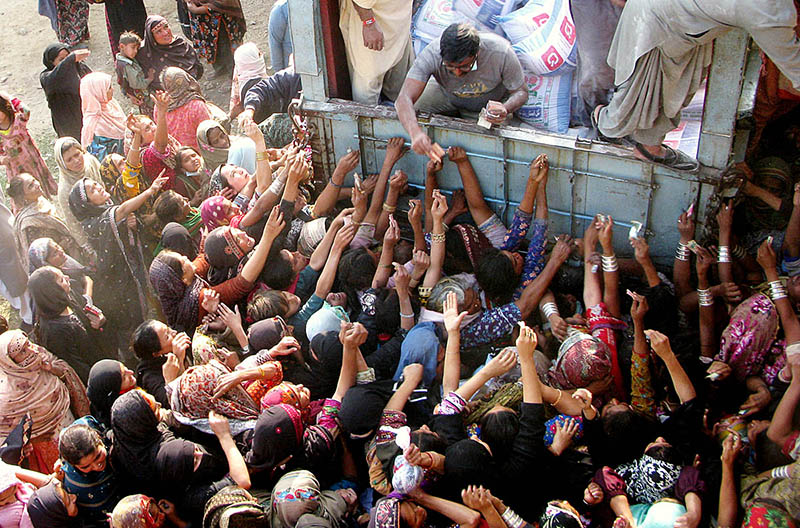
<box><xmin>412</xmin><ymin>0</ymin><xmax>471</xmax><ymax>53</ymax></box>
<box><xmin>452</xmin><ymin>0</ymin><xmax>517</xmax><ymax>33</ymax></box>
<box><xmin>516</xmin><ymin>70</ymin><xmax>573</xmax><ymax>134</ymax></box>
<box><xmin>499</xmin><ymin>0</ymin><xmax>577</xmax><ymax>75</ymax></box>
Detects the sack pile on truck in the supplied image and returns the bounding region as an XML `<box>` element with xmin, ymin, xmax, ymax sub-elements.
<box><xmin>410</xmin><ymin>0</ymin><xmax>578</xmax><ymax>134</ymax></box>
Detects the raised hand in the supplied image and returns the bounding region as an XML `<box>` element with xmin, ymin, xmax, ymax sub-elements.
<box><xmin>482</xmin><ymin>348</ymin><xmax>517</xmax><ymax>378</ymax></box>
<box><xmin>443</xmin><ymin>291</ymin><xmax>467</xmax><ymax>333</ymax></box>
<box><xmin>264</xmin><ymin>205</ymin><xmax>286</xmax><ymax>239</ymax></box>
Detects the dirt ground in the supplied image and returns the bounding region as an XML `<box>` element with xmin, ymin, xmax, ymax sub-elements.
<box><xmin>0</xmin><ymin>0</ymin><xmax>275</xmax><ymax>323</ymax></box>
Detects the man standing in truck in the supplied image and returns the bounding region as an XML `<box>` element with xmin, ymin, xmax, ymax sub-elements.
<box><xmin>339</xmin><ymin>0</ymin><xmax>414</xmax><ymax>105</ymax></box>
<box><xmin>395</xmin><ymin>23</ymin><xmax>528</xmax><ymax>162</ymax></box>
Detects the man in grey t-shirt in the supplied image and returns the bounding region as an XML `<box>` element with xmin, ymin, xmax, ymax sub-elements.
<box><xmin>395</xmin><ymin>23</ymin><xmax>527</xmax><ymax>161</ymax></box>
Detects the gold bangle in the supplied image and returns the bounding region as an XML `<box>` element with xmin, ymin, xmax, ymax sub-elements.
<box><xmin>382</xmin><ymin>203</ymin><xmax>397</xmax><ymax>213</ymax></box>
<box><xmin>430</xmin><ymin>232</ymin><xmax>446</xmax><ymax>243</ymax></box>
<box><xmin>553</xmin><ymin>389</ymin><xmax>562</xmax><ymax>407</ymax></box>
<box><xmin>256</xmin><ymin>151</ymin><xmax>269</xmax><ymax>161</ymax></box>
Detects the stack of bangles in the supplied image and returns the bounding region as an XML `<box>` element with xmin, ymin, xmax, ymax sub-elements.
<box><xmin>382</xmin><ymin>203</ymin><xmax>396</xmax><ymax>213</ymax></box>
<box><xmin>697</xmin><ymin>288</ymin><xmax>714</xmax><ymax>307</ymax></box>
<box><xmin>732</xmin><ymin>245</ymin><xmax>746</xmax><ymax>260</ymax></box>
<box><xmin>430</xmin><ymin>232</ymin><xmax>446</xmax><ymax>243</ymax></box>
<box><xmin>601</xmin><ymin>254</ymin><xmax>618</xmax><ymax>272</ymax></box>
<box><xmin>768</xmin><ymin>280</ymin><xmax>788</xmax><ymax>301</ymax></box>
<box><xmin>542</xmin><ymin>302</ymin><xmax>559</xmax><ymax>319</ymax></box>
<box><xmin>676</xmin><ymin>242</ymin><xmax>690</xmax><ymax>262</ymax></box>
<box><xmin>255</xmin><ymin>151</ymin><xmax>269</xmax><ymax>161</ymax></box>
<box><xmin>717</xmin><ymin>245</ymin><xmax>731</xmax><ymax>263</ymax></box>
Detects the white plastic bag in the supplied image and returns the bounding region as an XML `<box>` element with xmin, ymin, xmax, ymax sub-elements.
<box><xmin>499</xmin><ymin>0</ymin><xmax>577</xmax><ymax>75</ymax></box>
<box><xmin>516</xmin><ymin>70</ymin><xmax>573</xmax><ymax>134</ymax></box>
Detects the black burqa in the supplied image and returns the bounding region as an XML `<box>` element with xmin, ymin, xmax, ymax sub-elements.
<box><xmin>39</xmin><ymin>44</ymin><xmax>91</xmax><ymax>140</ymax></box>
<box><xmin>101</xmin><ymin>0</ymin><xmax>148</xmax><ymax>55</ymax></box>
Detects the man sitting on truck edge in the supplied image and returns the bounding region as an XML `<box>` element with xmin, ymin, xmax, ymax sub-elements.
<box><xmin>395</xmin><ymin>23</ymin><xmax>529</xmax><ymax>162</ymax></box>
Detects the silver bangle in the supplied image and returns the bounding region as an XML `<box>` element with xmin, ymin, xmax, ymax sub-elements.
<box><xmin>698</xmin><ymin>288</ymin><xmax>714</xmax><ymax>307</ymax></box>
<box><xmin>601</xmin><ymin>254</ymin><xmax>618</xmax><ymax>272</ymax></box>
<box><xmin>542</xmin><ymin>302</ymin><xmax>559</xmax><ymax>319</ymax></box>
<box><xmin>675</xmin><ymin>242</ymin><xmax>690</xmax><ymax>262</ymax></box>
<box><xmin>769</xmin><ymin>280</ymin><xmax>788</xmax><ymax>300</ymax></box>
<box><xmin>717</xmin><ymin>246</ymin><xmax>731</xmax><ymax>263</ymax></box>
<box><xmin>399</xmin><ymin>312</ymin><xmax>415</xmax><ymax>319</ymax></box>
<box><xmin>732</xmin><ymin>245</ymin><xmax>746</xmax><ymax>260</ymax></box>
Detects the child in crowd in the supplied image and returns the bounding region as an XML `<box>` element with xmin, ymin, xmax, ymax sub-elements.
<box><xmin>115</xmin><ymin>31</ymin><xmax>154</xmax><ymax>116</ymax></box>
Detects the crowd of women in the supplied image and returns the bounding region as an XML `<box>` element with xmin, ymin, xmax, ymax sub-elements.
<box><xmin>1</xmin><ymin>4</ymin><xmax>800</xmax><ymax>528</ymax></box>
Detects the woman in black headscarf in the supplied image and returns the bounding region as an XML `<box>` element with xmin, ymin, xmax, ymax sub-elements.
<box><xmin>87</xmin><ymin>359</ymin><xmax>138</xmax><ymax>429</ymax></box>
<box><xmin>26</xmin><ymin>478</ymin><xmax>79</xmax><ymax>528</ymax></box>
<box><xmin>69</xmin><ymin>175</ymin><xmax>167</xmax><ymax>357</ymax></box>
<box><xmin>160</xmin><ymin>222</ymin><xmax>198</xmax><ymax>260</ymax></box>
<box><xmin>137</xmin><ymin>15</ymin><xmax>203</xmax><ymax>91</ymax></box>
<box><xmin>28</xmin><ymin>266</ymin><xmax>108</xmax><ymax>382</ymax></box>
<box><xmin>39</xmin><ymin>43</ymin><xmax>91</xmax><ymax>140</ymax></box>
<box><xmin>97</xmin><ymin>0</ymin><xmax>148</xmax><ymax>56</ymax></box>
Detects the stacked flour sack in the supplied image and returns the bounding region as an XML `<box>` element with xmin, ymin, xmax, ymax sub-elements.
<box><xmin>411</xmin><ymin>0</ymin><xmax>577</xmax><ymax>134</ymax></box>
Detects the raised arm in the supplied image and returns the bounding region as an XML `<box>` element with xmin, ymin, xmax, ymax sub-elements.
<box><xmin>441</xmin><ymin>291</ymin><xmax>466</xmax><ymax>395</ymax></box>
<box><xmin>393</xmin><ymin>263</ymin><xmax>416</xmax><ymax>331</ymax></box>
<box><xmin>332</xmin><ymin>322</ymin><xmax>365</xmax><ymax>402</ymax></box>
<box><xmin>372</xmin><ymin>215</ymin><xmax>400</xmax><ymax>289</ymax></box>
<box><xmin>377</xmin><ymin>170</ymin><xmax>408</xmax><ymax>238</ymax></box>
<box><xmin>695</xmin><ymin>246</ymin><xmax>718</xmax><ymax>360</ymax></box>
<box><xmin>396</xmin><ymin>78</ymin><xmax>445</xmax><ymax>162</ymax></box>
<box><xmin>514</xmin><ymin>237</ymin><xmax>572</xmax><ymax>319</ymax></box>
<box><xmin>315</xmin><ymin>224</ymin><xmax>357</xmax><ymax>299</ymax></box>
<box><xmin>646</xmin><ymin>330</ymin><xmax>696</xmax><ymax>404</ymax></box>
<box><xmin>447</xmin><ymin>147</ymin><xmax>495</xmax><ymax>226</ymax></box>
<box><xmin>245</xmin><ymin>120</ymin><xmax>274</xmax><ymax>193</ymax></box>
<box><xmin>408</xmin><ymin>489</ymin><xmax>481</xmax><ymax>528</ymax></box>
<box><xmin>422</xmin><ymin>190</ymin><xmax>447</xmax><ymax>288</ymax></box>
<box><xmin>314</xmin><ymin>149</ymin><xmax>360</xmax><ymax>219</ymax></box>
<box><xmin>114</xmin><ymin>172</ymin><xmax>168</xmax><ymax>221</ymax></box>
<box><xmin>674</xmin><ymin>209</ymin><xmax>695</xmax><ymax>301</ymax></box>
<box><xmin>209</xmin><ymin>411</ymin><xmax>251</xmax><ymax>489</ymax></box>
<box><xmin>371</xmin><ymin>137</ymin><xmax>406</xmax><ymax>232</ymax></box>
<box><xmin>517</xmin><ymin>322</ymin><xmax>543</xmax><ymax>404</ymax></box>
<box><xmin>767</xmin><ymin>364</ymin><xmax>800</xmax><ymax>453</ymax></box>
<box><xmin>597</xmin><ymin>216</ymin><xmax>621</xmax><ymax>317</ymax></box>
<box><xmin>152</xmin><ymin>91</ymin><xmax>170</xmax><ymax>154</ymax></box>
<box><xmin>240</xmin><ymin>206</ymin><xmax>285</xmax><ymax>283</ymax></box>
<box><xmin>717</xmin><ymin>434</ymin><xmax>743</xmax><ymax>528</ymax></box>
<box><xmin>424</xmin><ymin>158</ymin><xmax>442</xmax><ymax>233</ymax></box>
<box><xmin>385</xmin><ymin>363</ymin><xmax>425</xmax><ymax>413</ymax></box>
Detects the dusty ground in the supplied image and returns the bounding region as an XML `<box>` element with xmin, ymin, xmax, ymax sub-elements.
<box><xmin>0</xmin><ymin>0</ymin><xmax>275</xmax><ymax>323</ymax></box>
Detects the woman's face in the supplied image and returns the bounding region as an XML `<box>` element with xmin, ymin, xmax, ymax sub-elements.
<box><xmin>52</xmin><ymin>49</ymin><xmax>69</xmax><ymax>68</ymax></box>
<box><xmin>152</xmin><ymin>21</ymin><xmax>174</xmax><ymax>46</ymax></box>
<box><xmin>54</xmin><ymin>269</ymin><xmax>71</xmax><ymax>295</ymax></box>
<box><xmin>85</xmin><ymin>180</ymin><xmax>110</xmax><ymax>205</ymax></box>
<box><xmin>282</xmin><ymin>291</ymin><xmax>302</xmax><ymax>318</ymax></box>
<box><xmin>139</xmin><ymin>117</ymin><xmax>156</xmax><ymax>144</ymax></box>
<box><xmin>290</xmin><ymin>382</ymin><xmax>310</xmax><ymax>410</ymax></box>
<box><xmin>55</xmin><ymin>481</ymin><xmax>79</xmax><ymax>517</ymax></box>
<box><xmin>230</xmin><ymin>228</ymin><xmax>255</xmax><ymax>253</ymax></box>
<box><xmin>74</xmin><ymin>444</ymin><xmax>108</xmax><ymax>474</ymax></box>
<box><xmin>63</xmin><ymin>146</ymin><xmax>84</xmax><ymax>173</ymax></box>
<box><xmin>281</xmin><ymin>249</ymin><xmax>307</xmax><ymax>277</ymax></box>
<box><xmin>177</xmin><ymin>194</ymin><xmax>192</xmax><ymax>218</ymax></box>
<box><xmin>47</xmin><ymin>242</ymin><xmax>67</xmax><ymax>268</ymax></box>
<box><xmin>222</xmin><ymin>165</ymin><xmax>250</xmax><ymax>193</ymax></box>
<box><xmin>180</xmin><ymin>149</ymin><xmax>203</xmax><ymax>173</ymax></box>
<box><xmin>461</xmin><ymin>288</ymin><xmax>482</xmax><ymax>315</ymax></box>
<box><xmin>8</xmin><ymin>337</ymin><xmax>39</xmax><ymax>368</ymax></box>
<box><xmin>207</xmin><ymin>127</ymin><xmax>230</xmax><ymax>149</ymax></box>
<box><xmin>120</xmin><ymin>362</ymin><xmax>137</xmax><ymax>391</ymax></box>
<box><xmin>21</xmin><ymin>174</ymin><xmax>43</xmax><ymax>203</ymax></box>
<box><xmin>109</xmin><ymin>153</ymin><xmax>125</xmax><ymax>174</ymax></box>
<box><xmin>180</xmin><ymin>255</ymin><xmax>196</xmax><ymax>285</ymax></box>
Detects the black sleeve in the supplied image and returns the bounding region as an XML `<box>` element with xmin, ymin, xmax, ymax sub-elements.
<box><xmin>503</xmin><ymin>403</ymin><xmax>545</xmax><ymax>475</ymax></box>
<box><xmin>139</xmin><ymin>367</ymin><xmax>170</xmax><ymax>409</ymax></box>
<box><xmin>179</xmin><ymin>476</ymin><xmax>235</xmax><ymax>524</ymax></box>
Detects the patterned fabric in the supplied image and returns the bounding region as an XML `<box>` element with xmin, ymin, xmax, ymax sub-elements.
<box><xmin>460</xmin><ymin>302</ymin><xmax>522</xmax><ymax>349</ymax></box>
<box><xmin>587</xmin><ymin>303</ymin><xmax>627</xmax><ymax>399</ymax></box>
<box><xmin>543</xmin><ymin>415</ymin><xmax>584</xmax><ymax>447</ymax></box>
<box><xmin>716</xmin><ymin>293</ymin><xmax>780</xmax><ymax>382</ymax></box>
<box><xmin>14</xmin><ymin>196</ymin><xmax>84</xmax><ymax>272</ymax></box>
<box><xmin>269</xmin><ymin>469</ymin><xmax>347</xmax><ymax>528</ymax></box>
<box><xmin>369</xmin><ymin>497</ymin><xmax>400</xmax><ymax>528</ymax></box>
<box><xmin>513</xmin><ymin>218</ymin><xmax>548</xmax><ymax>300</ymax></box>
<box><xmin>0</xmin><ymin>97</ymin><xmax>57</xmax><ymax>197</ymax></box>
<box><xmin>166</xmin><ymin>99</ymin><xmax>212</xmax><ymax>150</ymax></box>
<box><xmin>742</xmin><ymin>501</ymin><xmax>797</xmax><ymax>528</ymax></box>
<box><xmin>201</xmin><ymin>195</ymin><xmax>233</xmax><ymax>230</ymax></box>
<box><xmin>616</xmin><ymin>455</ymin><xmax>683</xmax><ymax>505</ymax></box>
<box><xmin>192</xmin><ymin>327</ymin><xmax>232</xmax><ymax>365</ymax></box>
<box><xmin>177</xmin><ymin>360</ymin><xmax>259</xmax><ymax>420</ymax></box>
<box><xmin>242</xmin><ymin>363</ymin><xmax>283</xmax><ymax>403</ymax></box>
<box><xmin>137</xmin><ymin>15</ymin><xmax>203</xmax><ymax>91</ymax></box>
<box><xmin>540</xmin><ymin>501</ymin><xmax>583</xmax><ymax>528</ymax></box>
<box><xmin>631</xmin><ymin>348</ymin><xmax>656</xmax><ymax>417</ymax></box>
<box><xmin>203</xmin><ymin>485</ymin><xmax>266</xmax><ymax>528</ymax></box>
<box><xmin>452</xmin><ymin>224</ymin><xmax>492</xmax><ymax>269</ymax></box>
<box><xmin>259</xmin><ymin>381</ymin><xmax>304</xmax><ymax>412</ymax></box>
<box><xmin>741</xmin><ymin>460</ymin><xmax>800</xmax><ymax>520</ymax></box>
<box><xmin>162</xmin><ymin>67</ymin><xmax>206</xmax><ymax>112</ymax></box>
<box><xmin>149</xmin><ymin>251</ymin><xmax>204</xmax><ymax>333</ymax></box>
<box><xmin>0</xmin><ymin>330</ymin><xmax>71</xmax><ymax>441</ymax></box>
<box><xmin>547</xmin><ymin>330</ymin><xmax>612</xmax><ymax>390</ymax></box>
<box><xmin>782</xmin><ymin>431</ymin><xmax>800</xmax><ymax>460</ymax></box>
<box><xmin>189</xmin><ymin>7</ymin><xmax>246</xmax><ymax>65</ymax></box>
<box><xmin>53</xmin><ymin>0</ymin><xmax>90</xmax><ymax>46</ymax></box>
<box><xmin>437</xmin><ymin>392</ymin><xmax>467</xmax><ymax>416</ymax></box>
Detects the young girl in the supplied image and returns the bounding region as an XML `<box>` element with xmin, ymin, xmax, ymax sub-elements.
<box><xmin>0</xmin><ymin>94</ymin><xmax>58</xmax><ymax>199</ymax></box>
<box><xmin>79</xmin><ymin>72</ymin><xmax>127</xmax><ymax>160</ymax></box>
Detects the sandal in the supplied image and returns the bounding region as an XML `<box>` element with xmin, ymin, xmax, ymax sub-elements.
<box><xmin>591</xmin><ymin>106</ymin><xmax>628</xmax><ymax>146</ymax></box>
<box><xmin>634</xmin><ymin>142</ymin><xmax>700</xmax><ymax>173</ymax></box>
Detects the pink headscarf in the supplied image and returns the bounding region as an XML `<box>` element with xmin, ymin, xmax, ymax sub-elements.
<box><xmin>200</xmin><ymin>196</ymin><xmax>232</xmax><ymax>230</ymax></box>
<box><xmin>230</xmin><ymin>42</ymin><xmax>268</xmax><ymax>110</ymax></box>
<box><xmin>80</xmin><ymin>72</ymin><xmax>127</xmax><ymax>148</ymax></box>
